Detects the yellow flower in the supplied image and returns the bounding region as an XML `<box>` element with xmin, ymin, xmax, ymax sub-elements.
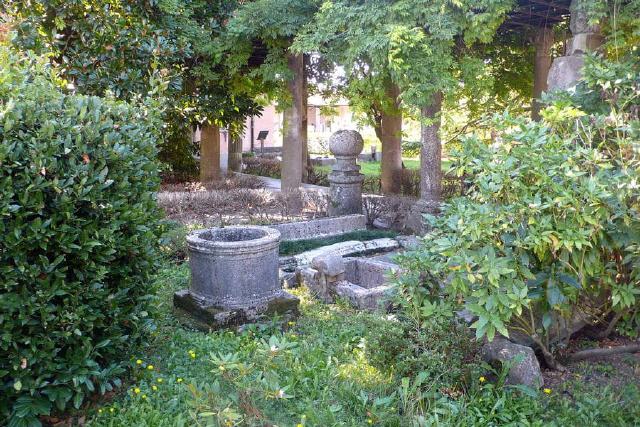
<box><xmin>110</xmin><ymin>408</ymin><xmax>115</xmax><ymax>413</ymax></box>
<box><xmin>157</xmin><ymin>378</ymin><xmax>163</xmax><ymax>383</ymax></box>
<box><xmin>479</xmin><ymin>376</ymin><xmax>486</xmax><ymax>383</ymax></box>
<box><xmin>219</xmin><ymin>365</ymin><xmax>225</xmax><ymax>371</ymax></box>
<box><xmin>98</xmin><ymin>409</ymin><xmax>103</xmax><ymax>414</ymax></box>
<box><xmin>152</xmin><ymin>385</ymin><xmax>158</xmax><ymax>391</ymax></box>
<box><xmin>288</xmin><ymin>321</ymin><xmax>296</xmax><ymax>326</ymax></box>
<box><xmin>544</xmin><ymin>388</ymin><xmax>552</xmax><ymax>394</ymax></box>
<box><xmin>136</xmin><ymin>359</ymin><xmax>143</xmax><ymax>365</ymax></box>
<box><xmin>141</xmin><ymin>394</ymin><xmax>147</xmax><ymax>399</ymax></box>
<box><xmin>297</xmin><ymin>424</ymin><xmax>304</xmax><ymax>427</ymax></box>
<box><xmin>133</xmin><ymin>387</ymin><xmax>141</xmax><ymax>394</ymax></box>
<box><xmin>147</xmin><ymin>365</ymin><xmax>154</xmax><ymax>370</ymax></box>
<box><xmin>367</xmin><ymin>419</ymin><xmax>373</xmax><ymax>424</ymax></box>
<box><xmin>176</xmin><ymin>378</ymin><xmax>183</xmax><ymax>383</ymax></box>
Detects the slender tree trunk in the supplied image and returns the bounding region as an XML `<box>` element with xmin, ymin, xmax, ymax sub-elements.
<box><xmin>419</xmin><ymin>91</ymin><xmax>443</xmax><ymax>209</ymax></box>
<box><xmin>200</xmin><ymin>124</ymin><xmax>220</xmax><ymax>182</ymax></box>
<box><xmin>380</xmin><ymin>80</ymin><xmax>402</xmax><ymax>194</ymax></box>
<box><xmin>532</xmin><ymin>27</ymin><xmax>554</xmax><ymax>121</ymax></box>
<box><xmin>227</xmin><ymin>130</ymin><xmax>242</xmax><ymax>173</ymax></box>
<box><xmin>301</xmin><ymin>53</ymin><xmax>309</xmax><ymax>183</ymax></box>
<box><xmin>282</xmin><ymin>53</ymin><xmax>304</xmax><ymax>191</ymax></box>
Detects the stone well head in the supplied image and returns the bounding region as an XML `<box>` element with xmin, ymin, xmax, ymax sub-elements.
<box><xmin>329</xmin><ymin>130</ymin><xmax>364</xmax><ymax>158</ymax></box>
<box><xmin>185</xmin><ymin>225</ymin><xmax>282</xmax><ymax>308</ymax></box>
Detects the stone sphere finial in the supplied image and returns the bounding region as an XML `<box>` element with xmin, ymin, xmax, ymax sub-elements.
<box><xmin>329</xmin><ymin>130</ymin><xmax>364</xmax><ymax>157</ymax></box>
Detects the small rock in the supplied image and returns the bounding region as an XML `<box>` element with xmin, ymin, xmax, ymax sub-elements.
<box><xmin>481</xmin><ymin>338</ymin><xmax>544</xmax><ymax>388</ymax></box>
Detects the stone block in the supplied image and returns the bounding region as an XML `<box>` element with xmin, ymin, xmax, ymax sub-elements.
<box><xmin>311</xmin><ymin>254</ymin><xmax>345</xmax><ymax>277</ymax></box>
<box><xmin>547</xmin><ymin>55</ymin><xmax>585</xmax><ymax>91</ymax></box>
<box><xmin>271</xmin><ymin>214</ymin><xmax>366</xmax><ymax>241</ymax></box>
<box><xmin>335</xmin><ymin>282</ymin><xmax>395</xmax><ymax>311</ymax></box>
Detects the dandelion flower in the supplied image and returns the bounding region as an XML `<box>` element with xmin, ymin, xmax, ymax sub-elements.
<box><xmin>176</xmin><ymin>378</ymin><xmax>183</xmax><ymax>383</ymax></box>
<box><xmin>110</xmin><ymin>408</ymin><xmax>115</xmax><ymax>413</ymax></box>
<box><xmin>479</xmin><ymin>376</ymin><xmax>486</xmax><ymax>383</ymax></box>
<box><xmin>157</xmin><ymin>378</ymin><xmax>163</xmax><ymax>383</ymax></box>
<box><xmin>134</xmin><ymin>387</ymin><xmax>141</xmax><ymax>394</ymax></box>
<box><xmin>98</xmin><ymin>409</ymin><xmax>103</xmax><ymax>414</ymax></box>
<box><xmin>288</xmin><ymin>321</ymin><xmax>296</xmax><ymax>326</ymax></box>
<box><xmin>147</xmin><ymin>365</ymin><xmax>154</xmax><ymax>370</ymax></box>
<box><xmin>141</xmin><ymin>394</ymin><xmax>147</xmax><ymax>400</ymax></box>
<box><xmin>544</xmin><ymin>388</ymin><xmax>552</xmax><ymax>394</ymax></box>
<box><xmin>152</xmin><ymin>385</ymin><xmax>158</xmax><ymax>391</ymax></box>
<box><xmin>297</xmin><ymin>424</ymin><xmax>303</xmax><ymax>427</ymax></box>
<box><xmin>136</xmin><ymin>359</ymin><xmax>143</xmax><ymax>365</ymax></box>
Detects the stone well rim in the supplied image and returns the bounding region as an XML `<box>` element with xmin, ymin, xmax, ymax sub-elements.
<box><xmin>187</xmin><ymin>225</ymin><xmax>280</xmax><ymax>252</ymax></box>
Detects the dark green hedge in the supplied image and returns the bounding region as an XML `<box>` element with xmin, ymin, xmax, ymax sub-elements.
<box><xmin>0</xmin><ymin>49</ymin><xmax>162</xmax><ymax>426</ymax></box>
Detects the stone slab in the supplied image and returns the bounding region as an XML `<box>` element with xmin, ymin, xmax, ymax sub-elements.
<box><xmin>335</xmin><ymin>282</ymin><xmax>395</xmax><ymax>311</ymax></box>
<box><xmin>280</xmin><ymin>238</ymin><xmax>400</xmax><ymax>271</ymax></box>
<box><xmin>174</xmin><ymin>289</ymin><xmax>299</xmax><ymax>330</ymax></box>
<box><xmin>271</xmin><ymin>214</ymin><xmax>366</xmax><ymax>241</ymax></box>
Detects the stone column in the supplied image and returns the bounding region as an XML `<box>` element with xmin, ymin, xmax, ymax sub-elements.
<box><xmin>328</xmin><ymin>130</ymin><xmax>364</xmax><ymax>216</ymax></box>
<box><xmin>200</xmin><ymin>124</ymin><xmax>220</xmax><ymax>182</ymax></box>
<box><xmin>408</xmin><ymin>92</ymin><xmax>442</xmax><ymax>234</ymax></box>
<box><xmin>282</xmin><ymin>53</ymin><xmax>305</xmax><ymax>191</ymax></box>
<box><xmin>547</xmin><ymin>0</ymin><xmax>603</xmax><ymax>91</ymax></box>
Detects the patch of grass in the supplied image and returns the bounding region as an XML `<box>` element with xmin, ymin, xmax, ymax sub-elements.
<box><xmin>315</xmin><ymin>159</ymin><xmax>451</xmax><ymax>177</ymax></box>
<box><xmin>85</xmin><ymin>261</ymin><xmax>640</xmax><ymax>427</ymax></box>
<box><xmin>278</xmin><ymin>229</ymin><xmax>398</xmax><ymax>256</ymax></box>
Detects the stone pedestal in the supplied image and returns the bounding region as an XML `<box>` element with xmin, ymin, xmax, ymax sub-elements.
<box><xmin>327</xmin><ymin>130</ymin><xmax>364</xmax><ymax>216</ymax></box>
<box><xmin>174</xmin><ymin>226</ymin><xmax>299</xmax><ymax>329</ymax></box>
<box><xmin>547</xmin><ymin>0</ymin><xmax>603</xmax><ymax>91</ymax></box>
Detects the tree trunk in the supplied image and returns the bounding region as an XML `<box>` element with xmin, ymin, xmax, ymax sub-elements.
<box><xmin>200</xmin><ymin>124</ymin><xmax>220</xmax><ymax>182</ymax></box>
<box><xmin>532</xmin><ymin>27</ymin><xmax>554</xmax><ymax>121</ymax></box>
<box><xmin>282</xmin><ymin>53</ymin><xmax>305</xmax><ymax>191</ymax></box>
<box><xmin>228</xmin><ymin>134</ymin><xmax>242</xmax><ymax>172</ymax></box>
<box><xmin>380</xmin><ymin>80</ymin><xmax>402</xmax><ymax>194</ymax></box>
<box><xmin>301</xmin><ymin>53</ymin><xmax>309</xmax><ymax>183</ymax></box>
<box><xmin>419</xmin><ymin>91</ymin><xmax>443</xmax><ymax>209</ymax></box>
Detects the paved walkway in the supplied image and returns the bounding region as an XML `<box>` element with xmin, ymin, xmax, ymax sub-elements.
<box><xmin>236</xmin><ymin>173</ymin><xmax>329</xmax><ymax>192</ymax></box>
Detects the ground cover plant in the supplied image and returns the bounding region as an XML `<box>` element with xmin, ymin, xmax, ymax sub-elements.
<box><xmin>81</xmin><ymin>260</ymin><xmax>640</xmax><ymax>426</ymax></box>
<box><xmin>0</xmin><ymin>47</ymin><xmax>163</xmax><ymax>425</ymax></box>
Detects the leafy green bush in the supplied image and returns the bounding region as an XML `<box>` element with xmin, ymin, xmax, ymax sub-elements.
<box><xmin>398</xmin><ymin>53</ymin><xmax>639</xmax><ymax>367</ymax></box>
<box><xmin>0</xmin><ymin>48</ymin><xmax>163</xmax><ymax>425</ymax></box>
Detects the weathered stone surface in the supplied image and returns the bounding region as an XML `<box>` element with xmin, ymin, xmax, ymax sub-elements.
<box><xmin>280</xmin><ymin>271</ymin><xmax>298</xmax><ymax>289</ymax></box>
<box><xmin>176</xmin><ymin>225</ymin><xmax>299</xmax><ymax>328</ymax></box>
<box><xmin>271</xmin><ymin>214</ymin><xmax>366</xmax><ymax>241</ymax></box>
<box><xmin>328</xmin><ymin>130</ymin><xmax>365</xmax><ymax>216</ymax></box>
<box><xmin>481</xmin><ymin>338</ymin><xmax>544</xmax><ymax>389</ymax></box>
<box><xmin>329</xmin><ymin>130</ymin><xmax>365</xmax><ymax>156</ymax></box>
<box><xmin>311</xmin><ymin>254</ymin><xmax>345</xmax><ymax>277</ymax></box>
<box><xmin>567</xmin><ymin>33</ymin><xmax>605</xmax><ymax>55</ymax></box>
<box><xmin>396</xmin><ymin>235</ymin><xmax>420</xmax><ymax>250</ymax></box>
<box><xmin>547</xmin><ymin>55</ymin><xmax>585</xmax><ymax>91</ymax></box>
<box><xmin>570</xmin><ymin>0</ymin><xmax>600</xmax><ymax>35</ymax></box>
<box><xmin>335</xmin><ymin>282</ymin><xmax>395</xmax><ymax>310</ymax></box>
<box><xmin>302</xmin><ymin>256</ymin><xmax>399</xmax><ymax>311</ymax></box>
<box><xmin>174</xmin><ymin>289</ymin><xmax>299</xmax><ymax>330</ymax></box>
<box><xmin>280</xmin><ymin>238</ymin><xmax>400</xmax><ymax>271</ymax></box>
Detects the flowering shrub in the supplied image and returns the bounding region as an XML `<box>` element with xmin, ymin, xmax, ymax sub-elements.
<box><xmin>397</xmin><ymin>53</ymin><xmax>639</xmax><ymax>367</ymax></box>
<box><xmin>0</xmin><ymin>48</ymin><xmax>162</xmax><ymax>424</ymax></box>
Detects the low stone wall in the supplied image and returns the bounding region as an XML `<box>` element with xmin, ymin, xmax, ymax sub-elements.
<box><xmin>271</xmin><ymin>214</ymin><xmax>366</xmax><ymax>242</ymax></box>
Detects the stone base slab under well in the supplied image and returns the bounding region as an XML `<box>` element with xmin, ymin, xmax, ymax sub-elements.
<box><xmin>174</xmin><ymin>289</ymin><xmax>299</xmax><ymax>330</ymax></box>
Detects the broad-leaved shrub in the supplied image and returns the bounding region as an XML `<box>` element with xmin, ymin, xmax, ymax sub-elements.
<box><xmin>0</xmin><ymin>48</ymin><xmax>162</xmax><ymax>425</ymax></box>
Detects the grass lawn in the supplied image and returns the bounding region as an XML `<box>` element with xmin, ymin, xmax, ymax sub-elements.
<box><xmin>86</xmin><ymin>259</ymin><xmax>640</xmax><ymax>426</ymax></box>
<box><xmin>315</xmin><ymin>159</ymin><xmax>450</xmax><ymax>177</ymax></box>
